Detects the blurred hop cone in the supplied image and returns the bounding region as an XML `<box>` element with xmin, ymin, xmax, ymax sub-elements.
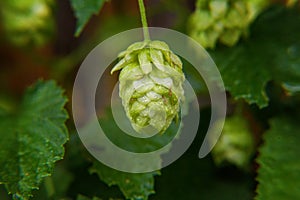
<box><xmin>1</xmin><ymin>0</ymin><xmax>55</xmax><ymax>47</ymax></box>
<box><xmin>111</xmin><ymin>40</ymin><xmax>185</xmax><ymax>134</ymax></box>
<box><xmin>210</xmin><ymin>115</ymin><xmax>255</xmax><ymax>170</ymax></box>
<box><xmin>188</xmin><ymin>0</ymin><xmax>270</xmax><ymax>48</ymax></box>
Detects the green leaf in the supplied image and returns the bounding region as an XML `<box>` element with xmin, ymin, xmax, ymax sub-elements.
<box><xmin>211</xmin><ymin>6</ymin><xmax>300</xmax><ymax>107</ymax></box>
<box><xmin>0</xmin><ymin>80</ymin><xmax>69</xmax><ymax>199</ymax></box>
<box><xmin>90</xmin><ymin>161</ymin><xmax>158</xmax><ymax>200</ymax></box>
<box><xmin>256</xmin><ymin>117</ymin><xmax>300</xmax><ymax>200</ymax></box>
<box><xmin>70</xmin><ymin>0</ymin><xmax>107</xmax><ymax>36</ymax></box>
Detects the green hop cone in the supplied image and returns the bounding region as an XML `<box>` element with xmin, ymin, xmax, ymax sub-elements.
<box><xmin>210</xmin><ymin>115</ymin><xmax>255</xmax><ymax>170</ymax></box>
<box><xmin>111</xmin><ymin>40</ymin><xmax>185</xmax><ymax>134</ymax></box>
<box><xmin>188</xmin><ymin>0</ymin><xmax>270</xmax><ymax>48</ymax></box>
<box><xmin>0</xmin><ymin>0</ymin><xmax>55</xmax><ymax>47</ymax></box>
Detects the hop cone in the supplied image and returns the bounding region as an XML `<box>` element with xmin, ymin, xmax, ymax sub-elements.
<box><xmin>111</xmin><ymin>40</ymin><xmax>185</xmax><ymax>134</ymax></box>
<box><xmin>0</xmin><ymin>0</ymin><xmax>55</xmax><ymax>47</ymax></box>
<box><xmin>211</xmin><ymin>115</ymin><xmax>255</xmax><ymax>170</ymax></box>
<box><xmin>188</xmin><ymin>0</ymin><xmax>270</xmax><ymax>48</ymax></box>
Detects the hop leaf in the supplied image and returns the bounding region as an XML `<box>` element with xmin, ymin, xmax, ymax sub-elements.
<box><xmin>0</xmin><ymin>80</ymin><xmax>69</xmax><ymax>199</ymax></box>
<box><xmin>188</xmin><ymin>0</ymin><xmax>270</xmax><ymax>48</ymax></box>
<box><xmin>111</xmin><ymin>40</ymin><xmax>185</xmax><ymax>134</ymax></box>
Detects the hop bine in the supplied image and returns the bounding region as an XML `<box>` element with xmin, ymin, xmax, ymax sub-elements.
<box><xmin>111</xmin><ymin>40</ymin><xmax>185</xmax><ymax>134</ymax></box>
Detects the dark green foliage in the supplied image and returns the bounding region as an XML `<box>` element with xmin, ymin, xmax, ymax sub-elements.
<box><xmin>256</xmin><ymin>117</ymin><xmax>300</xmax><ymax>200</ymax></box>
<box><xmin>211</xmin><ymin>6</ymin><xmax>300</xmax><ymax>107</ymax></box>
<box><xmin>0</xmin><ymin>81</ymin><xmax>69</xmax><ymax>199</ymax></box>
<box><xmin>70</xmin><ymin>0</ymin><xmax>108</xmax><ymax>36</ymax></box>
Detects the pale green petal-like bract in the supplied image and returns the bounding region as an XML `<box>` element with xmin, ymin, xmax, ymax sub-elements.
<box><xmin>111</xmin><ymin>40</ymin><xmax>185</xmax><ymax>134</ymax></box>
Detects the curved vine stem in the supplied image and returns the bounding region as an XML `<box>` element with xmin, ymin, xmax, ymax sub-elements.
<box><xmin>138</xmin><ymin>0</ymin><xmax>150</xmax><ymax>41</ymax></box>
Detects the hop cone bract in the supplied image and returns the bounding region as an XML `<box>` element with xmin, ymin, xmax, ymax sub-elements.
<box><xmin>188</xmin><ymin>0</ymin><xmax>270</xmax><ymax>48</ymax></box>
<box><xmin>111</xmin><ymin>40</ymin><xmax>185</xmax><ymax>134</ymax></box>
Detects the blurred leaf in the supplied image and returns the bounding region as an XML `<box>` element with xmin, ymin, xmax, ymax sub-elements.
<box><xmin>77</xmin><ymin>194</ymin><xmax>102</xmax><ymax>200</ymax></box>
<box><xmin>256</xmin><ymin>117</ymin><xmax>300</xmax><ymax>200</ymax></box>
<box><xmin>90</xmin><ymin>161</ymin><xmax>158</xmax><ymax>200</ymax></box>
<box><xmin>211</xmin><ymin>6</ymin><xmax>300</xmax><ymax>107</ymax></box>
<box><xmin>70</xmin><ymin>0</ymin><xmax>107</xmax><ymax>36</ymax></box>
<box><xmin>0</xmin><ymin>80</ymin><xmax>69</xmax><ymax>199</ymax></box>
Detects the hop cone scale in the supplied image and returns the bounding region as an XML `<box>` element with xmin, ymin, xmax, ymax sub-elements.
<box><xmin>111</xmin><ymin>40</ymin><xmax>185</xmax><ymax>134</ymax></box>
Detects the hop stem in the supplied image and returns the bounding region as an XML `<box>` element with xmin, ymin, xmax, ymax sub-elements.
<box><xmin>138</xmin><ymin>0</ymin><xmax>150</xmax><ymax>41</ymax></box>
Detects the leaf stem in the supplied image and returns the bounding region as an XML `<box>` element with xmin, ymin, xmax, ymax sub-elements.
<box><xmin>138</xmin><ymin>0</ymin><xmax>150</xmax><ymax>41</ymax></box>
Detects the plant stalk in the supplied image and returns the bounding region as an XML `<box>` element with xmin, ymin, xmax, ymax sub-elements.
<box><xmin>138</xmin><ymin>0</ymin><xmax>150</xmax><ymax>41</ymax></box>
